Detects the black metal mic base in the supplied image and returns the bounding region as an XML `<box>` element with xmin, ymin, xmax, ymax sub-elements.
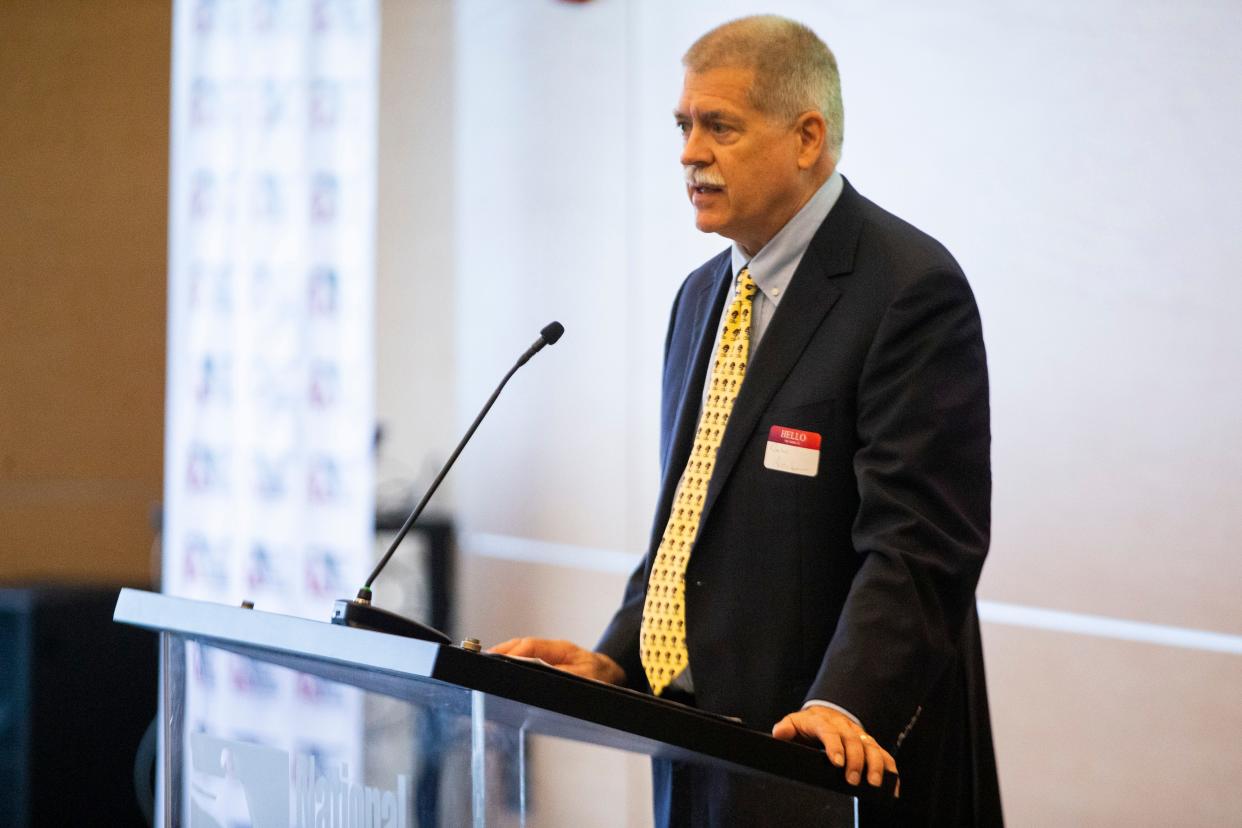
<box><xmin>331</xmin><ymin>598</ymin><xmax>452</xmax><ymax>645</ymax></box>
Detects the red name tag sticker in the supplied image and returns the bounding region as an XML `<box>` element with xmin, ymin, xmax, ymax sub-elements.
<box><xmin>764</xmin><ymin>426</ymin><xmax>821</xmax><ymax>477</ymax></box>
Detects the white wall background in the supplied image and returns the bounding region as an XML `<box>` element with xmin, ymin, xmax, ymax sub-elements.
<box><xmin>379</xmin><ymin>1</ymin><xmax>1242</xmax><ymax>824</ymax></box>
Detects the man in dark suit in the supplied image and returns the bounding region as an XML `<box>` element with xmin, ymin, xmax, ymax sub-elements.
<box><xmin>494</xmin><ymin>15</ymin><xmax>1002</xmax><ymax>826</ymax></box>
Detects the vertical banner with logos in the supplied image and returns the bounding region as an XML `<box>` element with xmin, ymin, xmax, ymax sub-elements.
<box><xmin>163</xmin><ymin>0</ymin><xmax>378</xmax><ymax>824</ymax></box>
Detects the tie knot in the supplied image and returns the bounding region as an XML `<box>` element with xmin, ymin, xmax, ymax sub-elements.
<box><xmin>735</xmin><ymin>267</ymin><xmax>757</xmax><ymax>299</ymax></box>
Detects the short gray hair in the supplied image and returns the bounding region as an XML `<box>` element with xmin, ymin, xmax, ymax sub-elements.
<box><xmin>683</xmin><ymin>15</ymin><xmax>844</xmax><ymax>163</ymax></box>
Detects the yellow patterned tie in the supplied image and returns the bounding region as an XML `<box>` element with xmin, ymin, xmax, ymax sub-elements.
<box><xmin>640</xmin><ymin>268</ymin><xmax>758</xmax><ymax>695</ymax></box>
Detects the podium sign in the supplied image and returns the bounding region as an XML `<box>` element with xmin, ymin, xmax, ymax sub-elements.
<box><xmin>167</xmin><ymin>636</ymin><xmax>484</xmax><ymax>827</ymax></box>
<box><xmin>116</xmin><ymin>589</ymin><xmax>890</xmax><ymax>826</ymax></box>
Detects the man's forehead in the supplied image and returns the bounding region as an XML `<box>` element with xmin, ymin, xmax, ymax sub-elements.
<box><xmin>676</xmin><ymin>65</ymin><xmax>756</xmax><ymax>114</ymax></box>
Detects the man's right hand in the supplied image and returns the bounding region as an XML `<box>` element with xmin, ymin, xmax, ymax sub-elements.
<box><xmin>489</xmin><ymin>638</ymin><xmax>626</xmax><ymax>686</ymax></box>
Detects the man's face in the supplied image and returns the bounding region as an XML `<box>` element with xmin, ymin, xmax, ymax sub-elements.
<box><xmin>675</xmin><ymin>66</ymin><xmax>807</xmax><ymax>256</ymax></box>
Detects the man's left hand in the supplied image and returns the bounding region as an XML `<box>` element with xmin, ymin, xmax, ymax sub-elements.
<box><xmin>772</xmin><ymin>706</ymin><xmax>897</xmax><ymax>791</ymax></box>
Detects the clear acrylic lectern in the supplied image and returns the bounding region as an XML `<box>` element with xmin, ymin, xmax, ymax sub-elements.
<box><xmin>114</xmin><ymin>589</ymin><xmax>894</xmax><ymax>827</ymax></box>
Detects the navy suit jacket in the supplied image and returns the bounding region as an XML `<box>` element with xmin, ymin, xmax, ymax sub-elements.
<box><xmin>597</xmin><ymin>179</ymin><xmax>1003</xmax><ymax>826</ymax></box>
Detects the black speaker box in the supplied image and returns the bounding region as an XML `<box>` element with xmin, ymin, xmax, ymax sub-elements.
<box><xmin>0</xmin><ymin>585</ymin><xmax>157</xmax><ymax>827</ymax></box>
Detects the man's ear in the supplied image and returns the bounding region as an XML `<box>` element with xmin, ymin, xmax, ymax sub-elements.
<box><xmin>794</xmin><ymin>111</ymin><xmax>829</xmax><ymax>170</ymax></box>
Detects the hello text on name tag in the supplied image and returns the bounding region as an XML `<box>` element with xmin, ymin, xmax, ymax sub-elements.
<box><xmin>763</xmin><ymin>425</ymin><xmax>821</xmax><ymax>477</ymax></box>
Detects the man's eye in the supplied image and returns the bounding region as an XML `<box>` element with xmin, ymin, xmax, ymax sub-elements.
<box><xmin>676</xmin><ymin>122</ymin><xmax>690</xmax><ymax>136</ymax></box>
<box><xmin>710</xmin><ymin>123</ymin><xmax>730</xmax><ymax>135</ymax></box>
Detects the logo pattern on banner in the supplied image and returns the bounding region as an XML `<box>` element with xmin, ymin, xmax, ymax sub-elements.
<box><xmin>163</xmin><ymin>0</ymin><xmax>378</xmax><ymax>823</ymax></box>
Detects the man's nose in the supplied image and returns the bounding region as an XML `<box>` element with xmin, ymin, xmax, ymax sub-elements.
<box><xmin>680</xmin><ymin>126</ymin><xmax>711</xmax><ymax>168</ymax></box>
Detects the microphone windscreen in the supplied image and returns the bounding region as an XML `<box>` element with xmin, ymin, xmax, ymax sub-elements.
<box><xmin>541</xmin><ymin>321</ymin><xmax>565</xmax><ymax>345</ymax></box>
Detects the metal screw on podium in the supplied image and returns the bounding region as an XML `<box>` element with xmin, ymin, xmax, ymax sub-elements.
<box><xmin>461</xmin><ymin>638</ymin><xmax>482</xmax><ymax>652</ymax></box>
<box><xmin>240</xmin><ymin>600</ymin><xmax>255</xmax><ymax>609</ymax></box>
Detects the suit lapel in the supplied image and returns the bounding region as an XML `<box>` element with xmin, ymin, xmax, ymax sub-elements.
<box><xmin>671</xmin><ymin>258</ymin><xmax>733</xmax><ymax>467</ymax></box>
<box><xmin>698</xmin><ymin>181</ymin><xmax>866</xmax><ymax>531</ymax></box>
<box><xmin>650</xmin><ymin>256</ymin><xmax>733</xmax><ymax>557</ymax></box>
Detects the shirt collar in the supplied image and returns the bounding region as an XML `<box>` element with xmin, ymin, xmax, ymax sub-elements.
<box><xmin>730</xmin><ymin>170</ymin><xmax>844</xmax><ymax>302</ymax></box>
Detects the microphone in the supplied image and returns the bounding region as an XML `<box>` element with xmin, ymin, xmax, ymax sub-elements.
<box><xmin>518</xmin><ymin>320</ymin><xmax>564</xmax><ymax>365</ymax></box>
<box><xmin>331</xmin><ymin>321</ymin><xmax>565</xmax><ymax>643</ymax></box>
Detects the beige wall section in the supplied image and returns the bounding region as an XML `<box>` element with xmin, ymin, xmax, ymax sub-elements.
<box><xmin>0</xmin><ymin>0</ymin><xmax>170</xmax><ymax>584</ymax></box>
<box><xmin>374</xmin><ymin>0</ymin><xmax>458</xmax><ymax>505</ymax></box>
<box><xmin>984</xmin><ymin>623</ymin><xmax>1242</xmax><ymax>825</ymax></box>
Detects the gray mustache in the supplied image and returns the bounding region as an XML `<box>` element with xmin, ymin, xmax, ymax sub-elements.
<box><xmin>684</xmin><ymin>167</ymin><xmax>726</xmax><ymax>188</ymax></box>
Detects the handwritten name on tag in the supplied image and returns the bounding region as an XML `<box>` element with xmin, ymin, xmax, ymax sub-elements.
<box><xmin>763</xmin><ymin>426</ymin><xmax>821</xmax><ymax>477</ymax></box>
